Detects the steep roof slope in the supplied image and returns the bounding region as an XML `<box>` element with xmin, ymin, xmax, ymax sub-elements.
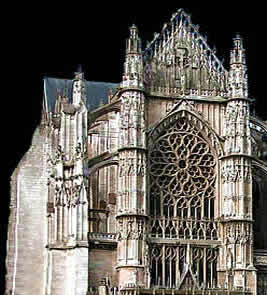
<box><xmin>43</xmin><ymin>77</ymin><xmax>119</xmax><ymax>113</ymax></box>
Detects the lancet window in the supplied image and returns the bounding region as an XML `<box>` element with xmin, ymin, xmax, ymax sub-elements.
<box><xmin>149</xmin><ymin>115</ymin><xmax>217</xmax><ymax>240</ymax></box>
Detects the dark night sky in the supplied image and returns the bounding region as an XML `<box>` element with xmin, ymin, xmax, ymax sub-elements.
<box><xmin>2</xmin><ymin>3</ymin><xmax>266</xmax><ymax>293</ymax></box>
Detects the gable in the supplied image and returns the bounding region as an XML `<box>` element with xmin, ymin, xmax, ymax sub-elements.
<box><xmin>143</xmin><ymin>9</ymin><xmax>228</xmax><ymax>97</ymax></box>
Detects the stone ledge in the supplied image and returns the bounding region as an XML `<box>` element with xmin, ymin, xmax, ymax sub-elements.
<box><xmin>47</xmin><ymin>240</ymin><xmax>89</xmax><ymax>250</ymax></box>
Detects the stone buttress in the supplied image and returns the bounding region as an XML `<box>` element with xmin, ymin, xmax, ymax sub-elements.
<box><xmin>45</xmin><ymin>71</ymin><xmax>89</xmax><ymax>295</ymax></box>
<box><xmin>116</xmin><ymin>25</ymin><xmax>149</xmax><ymax>291</ymax></box>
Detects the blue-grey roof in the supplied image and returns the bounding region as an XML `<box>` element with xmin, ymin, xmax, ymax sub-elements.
<box><xmin>44</xmin><ymin>77</ymin><xmax>119</xmax><ymax>112</ymax></box>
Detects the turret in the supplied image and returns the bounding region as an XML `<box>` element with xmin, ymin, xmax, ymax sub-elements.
<box><xmin>219</xmin><ymin>34</ymin><xmax>256</xmax><ymax>292</ymax></box>
<box><xmin>122</xmin><ymin>25</ymin><xmax>144</xmax><ymax>89</ymax></box>
<box><xmin>117</xmin><ymin>24</ymin><xmax>148</xmax><ymax>291</ymax></box>
<box><xmin>225</xmin><ymin>34</ymin><xmax>251</xmax><ymax>155</ymax></box>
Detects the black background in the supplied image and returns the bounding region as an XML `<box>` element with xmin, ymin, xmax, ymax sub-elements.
<box><xmin>2</xmin><ymin>3</ymin><xmax>266</xmax><ymax>293</ymax></box>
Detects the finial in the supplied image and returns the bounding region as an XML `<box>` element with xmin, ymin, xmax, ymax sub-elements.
<box><xmin>130</xmin><ymin>24</ymin><xmax>138</xmax><ymax>39</ymax></box>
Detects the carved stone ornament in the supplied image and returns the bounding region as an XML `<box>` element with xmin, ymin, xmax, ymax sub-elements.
<box><xmin>117</xmin><ymin>217</ymin><xmax>146</xmax><ymax>241</ymax></box>
<box><xmin>221</xmin><ymin>160</ymin><xmax>252</xmax><ymax>184</ymax></box>
<box><xmin>143</xmin><ymin>9</ymin><xmax>227</xmax><ymax>97</ymax></box>
<box><xmin>119</xmin><ymin>156</ymin><xmax>146</xmax><ymax>177</ymax></box>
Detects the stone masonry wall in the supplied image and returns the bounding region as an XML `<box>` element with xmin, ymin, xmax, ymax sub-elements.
<box><xmin>47</xmin><ymin>247</ymin><xmax>88</xmax><ymax>295</ymax></box>
<box><xmin>88</xmin><ymin>249</ymin><xmax>117</xmax><ymax>289</ymax></box>
<box><xmin>5</xmin><ymin>126</ymin><xmax>49</xmax><ymax>295</ymax></box>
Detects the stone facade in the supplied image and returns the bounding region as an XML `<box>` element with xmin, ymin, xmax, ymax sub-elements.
<box><xmin>5</xmin><ymin>8</ymin><xmax>267</xmax><ymax>295</ymax></box>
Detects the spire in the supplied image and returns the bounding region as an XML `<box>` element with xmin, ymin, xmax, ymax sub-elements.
<box><xmin>228</xmin><ymin>33</ymin><xmax>248</xmax><ymax>98</ymax></box>
<box><xmin>122</xmin><ymin>24</ymin><xmax>144</xmax><ymax>89</ymax></box>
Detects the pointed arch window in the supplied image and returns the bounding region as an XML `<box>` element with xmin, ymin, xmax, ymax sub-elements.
<box><xmin>149</xmin><ymin>114</ymin><xmax>217</xmax><ymax>240</ymax></box>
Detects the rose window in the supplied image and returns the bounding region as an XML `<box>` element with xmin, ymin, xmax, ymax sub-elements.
<box><xmin>149</xmin><ymin>115</ymin><xmax>217</xmax><ymax>240</ymax></box>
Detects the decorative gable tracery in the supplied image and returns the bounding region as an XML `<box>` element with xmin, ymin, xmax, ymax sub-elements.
<box><xmin>143</xmin><ymin>9</ymin><xmax>228</xmax><ymax>97</ymax></box>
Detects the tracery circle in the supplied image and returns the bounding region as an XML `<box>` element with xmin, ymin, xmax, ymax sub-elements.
<box><xmin>149</xmin><ymin>116</ymin><xmax>216</xmax><ymax>219</ymax></box>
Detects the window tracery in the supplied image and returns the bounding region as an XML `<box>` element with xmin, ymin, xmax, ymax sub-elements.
<box><xmin>149</xmin><ymin>115</ymin><xmax>217</xmax><ymax>239</ymax></box>
<box><xmin>148</xmin><ymin>113</ymin><xmax>218</xmax><ymax>289</ymax></box>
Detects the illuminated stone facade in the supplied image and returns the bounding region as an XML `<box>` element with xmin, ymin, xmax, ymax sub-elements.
<box><xmin>5</xmin><ymin>9</ymin><xmax>267</xmax><ymax>295</ymax></box>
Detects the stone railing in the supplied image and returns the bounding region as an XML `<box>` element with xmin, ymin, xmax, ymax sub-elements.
<box><xmin>149</xmin><ymin>217</ymin><xmax>218</xmax><ymax>240</ymax></box>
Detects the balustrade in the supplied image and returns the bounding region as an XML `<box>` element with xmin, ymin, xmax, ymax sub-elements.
<box><xmin>150</xmin><ymin>217</ymin><xmax>218</xmax><ymax>240</ymax></box>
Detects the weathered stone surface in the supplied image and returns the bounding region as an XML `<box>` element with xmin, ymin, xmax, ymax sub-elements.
<box><xmin>88</xmin><ymin>249</ymin><xmax>117</xmax><ymax>288</ymax></box>
<box><xmin>5</xmin><ymin>8</ymin><xmax>267</xmax><ymax>295</ymax></box>
<box><xmin>6</xmin><ymin>127</ymin><xmax>49</xmax><ymax>294</ymax></box>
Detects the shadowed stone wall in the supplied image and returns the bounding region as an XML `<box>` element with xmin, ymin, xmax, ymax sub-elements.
<box><xmin>6</xmin><ymin>127</ymin><xmax>49</xmax><ymax>294</ymax></box>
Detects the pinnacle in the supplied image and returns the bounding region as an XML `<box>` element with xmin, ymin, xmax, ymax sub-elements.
<box><xmin>129</xmin><ymin>23</ymin><xmax>139</xmax><ymax>40</ymax></box>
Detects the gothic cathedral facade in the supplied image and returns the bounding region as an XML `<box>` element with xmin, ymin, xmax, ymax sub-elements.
<box><xmin>5</xmin><ymin>9</ymin><xmax>267</xmax><ymax>295</ymax></box>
